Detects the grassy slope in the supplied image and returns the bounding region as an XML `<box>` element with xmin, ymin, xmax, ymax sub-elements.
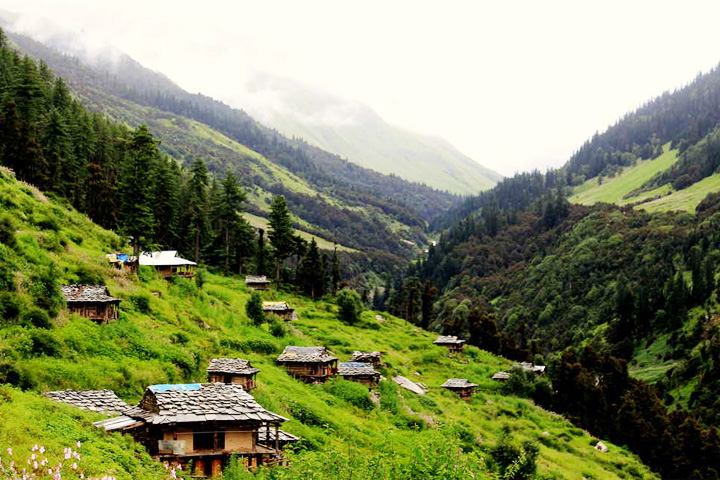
<box><xmin>242</xmin><ymin>213</ymin><xmax>356</xmax><ymax>252</ymax></box>
<box><xmin>570</xmin><ymin>146</ymin><xmax>720</xmax><ymax>212</ymax></box>
<box><xmin>0</xmin><ymin>168</ymin><xmax>655</xmax><ymax>479</ymax></box>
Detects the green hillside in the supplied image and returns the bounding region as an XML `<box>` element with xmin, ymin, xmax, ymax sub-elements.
<box><xmin>242</xmin><ymin>75</ymin><xmax>502</xmax><ymax>195</ymax></box>
<box><xmin>0</xmin><ymin>168</ymin><xmax>655</xmax><ymax>479</ymax></box>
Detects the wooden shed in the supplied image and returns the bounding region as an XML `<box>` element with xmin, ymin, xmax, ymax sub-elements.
<box><xmin>349</xmin><ymin>351</ymin><xmax>383</xmax><ymax>368</ymax></box>
<box><xmin>207</xmin><ymin>358</ymin><xmax>261</xmax><ymax>391</ymax></box>
<box><xmin>45</xmin><ymin>389</ymin><xmax>129</xmax><ymax>415</ymax></box>
<box><xmin>276</xmin><ymin>346</ymin><xmax>338</xmax><ymax>383</ymax></box>
<box><xmin>433</xmin><ymin>335</ymin><xmax>466</xmax><ymax>353</ymax></box>
<box><xmin>62</xmin><ymin>284</ymin><xmax>121</xmax><ymax>324</ymax></box>
<box><xmin>245</xmin><ymin>275</ymin><xmax>271</xmax><ymax>291</ymax></box>
<box><xmin>262</xmin><ymin>301</ymin><xmax>296</xmax><ymax>321</ymax></box>
<box><xmin>440</xmin><ymin>378</ymin><xmax>479</xmax><ymax>399</ymax></box>
<box><xmin>139</xmin><ymin>251</ymin><xmax>197</xmax><ymax>278</ymax></box>
<box><xmin>514</xmin><ymin>362</ymin><xmax>547</xmax><ymax>374</ymax></box>
<box><xmin>94</xmin><ymin>383</ymin><xmax>291</xmax><ymax>477</ymax></box>
<box><xmin>338</xmin><ymin>362</ymin><xmax>380</xmax><ymax>386</ymax></box>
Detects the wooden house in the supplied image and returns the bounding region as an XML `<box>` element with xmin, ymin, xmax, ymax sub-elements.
<box><xmin>349</xmin><ymin>351</ymin><xmax>383</xmax><ymax>368</ymax></box>
<box><xmin>514</xmin><ymin>362</ymin><xmax>546</xmax><ymax>374</ymax></box>
<box><xmin>433</xmin><ymin>335</ymin><xmax>466</xmax><ymax>353</ymax></box>
<box><xmin>492</xmin><ymin>371</ymin><xmax>511</xmax><ymax>382</ymax></box>
<box><xmin>45</xmin><ymin>389</ymin><xmax>129</xmax><ymax>415</ymax></box>
<box><xmin>276</xmin><ymin>346</ymin><xmax>338</xmax><ymax>383</ymax></box>
<box><xmin>139</xmin><ymin>251</ymin><xmax>197</xmax><ymax>278</ymax></box>
<box><xmin>440</xmin><ymin>378</ymin><xmax>478</xmax><ymax>399</ymax></box>
<box><xmin>94</xmin><ymin>383</ymin><xmax>291</xmax><ymax>477</ymax></box>
<box><xmin>245</xmin><ymin>275</ymin><xmax>271</xmax><ymax>291</ymax></box>
<box><xmin>262</xmin><ymin>301</ymin><xmax>296</xmax><ymax>321</ymax></box>
<box><xmin>338</xmin><ymin>362</ymin><xmax>380</xmax><ymax>386</ymax></box>
<box><xmin>207</xmin><ymin>358</ymin><xmax>260</xmax><ymax>390</ymax></box>
<box><xmin>62</xmin><ymin>284</ymin><xmax>121</xmax><ymax>324</ymax></box>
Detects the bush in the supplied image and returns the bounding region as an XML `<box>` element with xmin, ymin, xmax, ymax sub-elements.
<box><xmin>246</xmin><ymin>291</ymin><xmax>264</xmax><ymax>326</ymax></box>
<box><xmin>28</xmin><ymin>329</ymin><xmax>62</xmax><ymax>357</ymax></box>
<box><xmin>0</xmin><ymin>292</ymin><xmax>22</xmax><ymax>322</ymax></box>
<box><xmin>337</xmin><ymin>289</ymin><xmax>363</xmax><ymax>325</ymax></box>
<box><xmin>488</xmin><ymin>427</ymin><xmax>539</xmax><ymax>480</ymax></box>
<box><xmin>0</xmin><ymin>363</ymin><xmax>34</xmax><ymax>389</ymax></box>
<box><xmin>131</xmin><ymin>294</ymin><xmax>152</xmax><ymax>314</ymax></box>
<box><xmin>269</xmin><ymin>320</ymin><xmax>286</xmax><ymax>338</ymax></box>
<box><xmin>195</xmin><ymin>268</ymin><xmax>206</xmax><ymax>289</ymax></box>
<box><xmin>0</xmin><ymin>214</ymin><xmax>16</xmax><ymax>248</ymax></box>
<box><xmin>239</xmin><ymin>339</ymin><xmax>277</xmax><ymax>355</ymax></box>
<box><xmin>27</xmin><ymin>265</ymin><xmax>63</xmax><ymax>317</ymax></box>
<box><xmin>288</xmin><ymin>401</ymin><xmax>334</xmax><ymax>428</ymax></box>
<box><xmin>324</xmin><ymin>379</ymin><xmax>374</xmax><ymax>411</ymax></box>
<box><xmin>22</xmin><ymin>308</ymin><xmax>51</xmax><ymax>329</ymax></box>
<box><xmin>379</xmin><ymin>380</ymin><xmax>400</xmax><ymax>413</ymax></box>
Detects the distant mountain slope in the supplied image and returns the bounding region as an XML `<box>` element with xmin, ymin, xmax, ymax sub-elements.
<box><xmin>2</xmin><ymin>24</ymin><xmax>460</xmax><ymax>260</ymax></box>
<box><xmin>238</xmin><ymin>75</ymin><xmax>502</xmax><ymax>194</ymax></box>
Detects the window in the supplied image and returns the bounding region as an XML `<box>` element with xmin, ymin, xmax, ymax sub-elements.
<box><xmin>193</xmin><ymin>431</ymin><xmax>225</xmax><ymax>451</ymax></box>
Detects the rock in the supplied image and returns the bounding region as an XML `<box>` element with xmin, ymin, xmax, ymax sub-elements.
<box><xmin>594</xmin><ymin>441</ymin><xmax>608</xmax><ymax>452</ymax></box>
<box><xmin>541</xmin><ymin>431</ymin><xmax>550</xmax><ymax>436</ymax></box>
<box><xmin>392</xmin><ymin>375</ymin><xmax>426</xmax><ymax>395</ymax></box>
<box><xmin>375</xmin><ymin>315</ymin><xmax>385</xmax><ymax>323</ymax></box>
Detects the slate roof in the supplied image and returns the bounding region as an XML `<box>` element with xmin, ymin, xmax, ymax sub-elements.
<box><xmin>349</xmin><ymin>351</ymin><xmax>382</xmax><ymax>363</ymax></box>
<box><xmin>207</xmin><ymin>358</ymin><xmax>260</xmax><ymax>376</ymax></box>
<box><xmin>492</xmin><ymin>371</ymin><xmax>511</xmax><ymax>381</ymax></box>
<box><xmin>514</xmin><ymin>362</ymin><xmax>546</xmax><ymax>373</ymax></box>
<box><xmin>124</xmin><ymin>383</ymin><xmax>286</xmax><ymax>425</ymax></box>
<box><xmin>61</xmin><ymin>285</ymin><xmax>120</xmax><ymax>304</ymax></box>
<box><xmin>139</xmin><ymin>251</ymin><xmax>197</xmax><ymax>267</ymax></box>
<box><xmin>276</xmin><ymin>346</ymin><xmax>338</xmax><ymax>363</ymax></box>
<box><xmin>258</xmin><ymin>426</ymin><xmax>300</xmax><ymax>443</ymax></box>
<box><xmin>440</xmin><ymin>378</ymin><xmax>478</xmax><ymax>389</ymax></box>
<box><xmin>338</xmin><ymin>362</ymin><xmax>380</xmax><ymax>377</ymax></box>
<box><xmin>433</xmin><ymin>335</ymin><xmax>466</xmax><ymax>345</ymax></box>
<box><xmin>262</xmin><ymin>301</ymin><xmax>292</xmax><ymax>312</ymax></box>
<box><xmin>245</xmin><ymin>275</ymin><xmax>271</xmax><ymax>284</ymax></box>
<box><xmin>45</xmin><ymin>389</ymin><xmax>129</xmax><ymax>415</ymax></box>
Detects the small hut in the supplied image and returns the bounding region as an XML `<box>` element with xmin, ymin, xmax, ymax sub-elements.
<box><xmin>514</xmin><ymin>362</ymin><xmax>546</xmax><ymax>374</ymax></box>
<box><xmin>106</xmin><ymin>253</ymin><xmax>138</xmax><ymax>270</ymax></box>
<box><xmin>338</xmin><ymin>362</ymin><xmax>381</xmax><ymax>386</ymax></box>
<box><xmin>440</xmin><ymin>378</ymin><xmax>478</xmax><ymax>399</ymax></box>
<box><xmin>207</xmin><ymin>358</ymin><xmax>261</xmax><ymax>390</ymax></box>
<box><xmin>276</xmin><ymin>346</ymin><xmax>338</xmax><ymax>383</ymax></box>
<box><xmin>262</xmin><ymin>301</ymin><xmax>296</xmax><ymax>321</ymax></box>
<box><xmin>433</xmin><ymin>335</ymin><xmax>466</xmax><ymax>353</ymax></box>
<box><xmin>45</xmin><ymin>389</ymin><xmax>129</xmax><ymax>415</ymax></box>
<box><xmin>492</xmin><ymin>371</ymin><xmax>511</xmax><ymax>382</ymax></box>
<box><xmin>62</xmin><ymin>284</ymin><xmax>121</xmax><ymax>324</ymax></box>
<box><xmin>139</xmin><ymin>251</ymin><xmax>197</xmax><ymax>278</ymax></box>
<box><xmin>94</xmin><ymin>383</ymin><xmax>290</xmax><ymax>476</ymax></box>
<box><xmin>245</xmin><ymin>276</ymin><xmax>271</xmax><ymax>291</ymax></box>
<box><xmin>257</xmin><ymin>426</ymin><xmax>299</xmax><ymax>450</ymax></box>
<box><xmin>349</xmin><ymin>351</ymin><xmax>383</xmax><ymax>368</ymax></box>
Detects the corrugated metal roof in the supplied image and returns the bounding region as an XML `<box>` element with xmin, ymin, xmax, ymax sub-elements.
<box><xmin>433</xmin><ymin>335</ymin><xmax>466</xmax><ymax>345</ymax></box>
<box><xmin>139</xmin><ymin>251</ymin><xmax>197</xmax><ymax>267</ymax></box>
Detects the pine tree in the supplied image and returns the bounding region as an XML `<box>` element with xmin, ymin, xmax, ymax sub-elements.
<box><xmin>213</xmin><ymin>172</ymin><xmax>251</xmax><ymax>272</ymax></box>
<box><xmin>331</xmin><ymin>246</ymin><xmax>340</xmax><ymax>294</ymax></box>
<box><xmin>184</xmin><ymin>159</ymin><xmax>210</xmax><ymax>263</ymax></box>
<box><xmin>268</xmin><ymin>195</ymin><xmax>295</xmax><ymax>280</ymax></box>
<box><xmin>298</xmin><ymin>238</ymin><xmax>323</xmax><ymax>299</ymax></box>
<box><xmin>420</xmin><ymin>280</ymin><xmax>437</xmax><ymax>330</ymax></box>
<box><xmin>118</xmin><ymin>125</ymin><xmax>158</xmax><ymax>258</ymax></box>
<box><xmin>153</xmin><ymin>157</ymin><xmax>181</xmax><ymax>249</ymax></box>
<box><xmin>255</xmin><ymin>228</ymin><xmax>268</xmax><ymax>275</ymax></box>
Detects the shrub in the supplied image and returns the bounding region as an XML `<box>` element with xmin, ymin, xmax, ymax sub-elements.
<box><xmin>324</xmin><ymin>379</ymin><xmax>374</xmax><ymax>411</ymax></box>
<box><xmin>488</xmin><ymin>427</ymin><xmax>539</xmax><ymax>480</ymax></box>
<box><xmin>33</xmin><ymin>214</ymin><xmax>60</xmax><ymax>231</ymax></box>
<box><xmin>269</xmin><ymin>320</ymin><xmax>286</xmax><ymax>338</ymax></box>
<box><xmin>239</xmin><ymin>339</ymin><xmax>277</xmax><ymax>355</ymax></box>
<box><xmin>379</xmin><ymin>380</ymin><xmax>400</xmax><ymax>413</ymax></box>
<box><xmin>27</xmin><ymin>265</ymin><xmax>63</xmax><ymax>317</ymax></box>
<box><xmin>336</xmin><ymin>289</ymin><xmax>363</xmax><ymax>325</ymax></box>
<box><xmin>28</xmin><ymin>329</ymin><xmax>62</xmax><ymax>357</ymax></box>
<box><xmin>0</xmin><ymin>292</ymin><xmax>22</xmax><ymax>322</ymax></box>
<box><xmin>0</xmin><ymin>363</ymin><xmax>34</xmax><ymax>389</ymax></box>
<box><xmin>0</xmin><ymin>214</ymin><xmax>16</xmax><ymax>248</ymax></box>
<box><xmin>131</xmin><ymin>294</ymin><xmax>152</xmax><ymax>314</ymax></box>
<box><xmin>75</xmin><ymin>265</ymin><xmax>105</xmax><ymax>285</ymax></box>
<box><xmin>22</xmin><ymin>308</ymin><xmax>51</xmax><ymax>329</ymax></box>
<box><xmin>288</xmin><ymin>401</ymin><xmax>334</xmax><ymax>428</ymax></box>
<box><xmin>246</xmin><ymin>291</ymin><xmax>264</xmax><ymax>326</ymax></box>
<box><xmin>195</xmin><ymin>268</ymin><xmax>206</xmax><ymax>289</ymax></box>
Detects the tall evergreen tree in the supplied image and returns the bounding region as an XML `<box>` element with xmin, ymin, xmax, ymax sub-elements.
<box><xmin>331</xmin><ymin>246</ymin><xmax>340</xmax><ymax>294</ymax></box>
<box><xmin>183</xmin><ymin>158</ymin><xmax>210</xmax><ymax>263</ymax></box>
<box><xmin>268</xmin><ymin>195</ymin><xmax>295</xmax><ymax>280</ymax></box>
<box><xmin>118</xmin><ymin>125</ymin><xmax>158</xmax><ymax>258</ymax></box>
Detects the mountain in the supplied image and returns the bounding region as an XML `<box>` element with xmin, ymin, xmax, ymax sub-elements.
<box><xmin>0</xmin><ymin>167</ymin><xmax>656</xmax><ymax>479</ymax></box>
<box><xmin>235</xmin><ymin>74</ymin><xmax>503</xmax><ymax>194</ymax></box>
<box><xmin>1</xmin><ymin>22</ymin><xmax>461</xmax><ymax>267</ymax></box>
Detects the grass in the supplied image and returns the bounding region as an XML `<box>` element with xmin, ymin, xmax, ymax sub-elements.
<box><xmin>0</xmin><ymin>168</ymin><xmax>656</xmax><ymax>479</ymax></box>
<box><xmin>640</xmin><ymin>172</ymin><xmax>720</xmax><ymax>212</ymax></box>
<box><xmin>242</xmin><ymin>213</ymin><xmax>357</xmax><ymax>252</ymax></box>
<box><xmin>569</xmin><ymin>145</ymin><xmax>679</xmax><ymax>205</ymax></box>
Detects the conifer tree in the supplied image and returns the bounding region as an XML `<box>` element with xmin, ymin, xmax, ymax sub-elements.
<box><xmin>118</xmin><ymin>125</ymin><xmax>158</xmax><ymax>258</ymax></box>
<box><xmin>331</xmin><ymin>246</ymin><xmax>340</xmax><ymax>294</ymax></box>
<box><xmin>184</xmin><ymin>158</ymin><xmax>210</xmax><ymax>263</ymax></box>
<box><xmin>153</xmin><ymin>157</ymin><xmax>181</xmax><ymax>249</ymax></box>
<box><xmin>255</xmin><ymin>228</ymin><xmax>268</xmax><ymax>275</ymax></box>
<box><xmin>268</xmin><ymin>195</ymin><xmax>295</xmax><ymax>280</ymax></box>
<box><xmin>298</xmin><ymin>238</ymin><xmax>323</xmax><ymax>299</ymax></box>
<box><xmin>213</xmin><ymin>172</ymin><xmax>251</xmax><ymax>272</ymax></box>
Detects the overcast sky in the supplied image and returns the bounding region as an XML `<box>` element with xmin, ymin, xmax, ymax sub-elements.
<box><xmin>3</xmin><ymin>0</ymin><xmax>720</xmax><ymax>176</ymax></box>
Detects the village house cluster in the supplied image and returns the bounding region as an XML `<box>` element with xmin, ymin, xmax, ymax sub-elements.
<box><xmin>54</xmin><ymin>249</ymin><xmax>547</xmax><ymax>477</ymax></box>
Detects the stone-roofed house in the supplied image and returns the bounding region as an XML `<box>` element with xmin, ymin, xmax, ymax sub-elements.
<box><xmin>61</xmin><ymin>284</ymin><xmax>121</xmax><ymax>324</ymax></box>
<box><xmin>349</xmin><ymin>351</ymin><xmax>383</xmax><ymax>368</ymax></box>
<box><xmin>45</xmin><ymin>389</ymin><xmax>129</xmax><ymax>415</ymax></box>
<box><xmin>139</xmin><ymin>250</ymin><xmax>197</xmax><ymax>278</ymax></box>
<box><xmin>262</xmin><ymin>301</ymin><xmax>296</xmax><ymax>321</ymax></box>
<box><xmin>207</xmin><ymin>358</ymin><xmax>261</xmax><ymax>390</ymax></box>
<box><xmin>245</xmin><ymin>275</ymin><xmax>271</xmax><ymax>291</ymax></box>
<box><xmin>514</xmin><ymin>362</ymin><xmax>547</xmax><ymax>374</ymax></box>
<box><xmin>276</xmin><ymin>346</ymin><xmax>338</xmax><ymax>383</ymax></box>
<box><xmin>338</xmin><ymin>362</ymin><xmax>381</xmax><ymax>386</ymax></box>
<box><xmin>433</xmin><ymin>335</ymin><xmax>466</xmax><ymax>353</ymax></box>
<box><xmin>440</xmin><ymin>378</ymin><xmax>479</xmax><ymax>399</ymax></box>
<box><xmin>94</xmin><ymin>383</ymin><xmax>291</xmax><ymax>476</ymax></box>
<box><xmin>492</xmin><ymin>371</ymin><xmax>511</xmax><ymax>382</ymax></box>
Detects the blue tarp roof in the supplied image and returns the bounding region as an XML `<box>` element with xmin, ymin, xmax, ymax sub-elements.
<box><xmin>339</xmin><ymin>362</ymin><xmax>368</xmax><ymax>367</ymax></box>
<box><xmin>149</xmin><ymin>383</ymin><xmax>202</xmax><ymax>393</ymax></box>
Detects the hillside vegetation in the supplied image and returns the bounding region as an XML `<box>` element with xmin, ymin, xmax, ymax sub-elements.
<box><xmin>0</xmin><ymin>168</ymin><xmax>655</xmax><ymax>479</ymax></box>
